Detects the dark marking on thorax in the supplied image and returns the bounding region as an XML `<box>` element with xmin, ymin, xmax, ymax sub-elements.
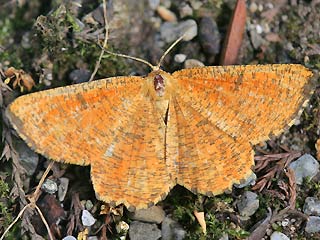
<box><xmin>154</xmin><ymin>74</ymin><xmax>165</xmax><ymax>97</ymax></box>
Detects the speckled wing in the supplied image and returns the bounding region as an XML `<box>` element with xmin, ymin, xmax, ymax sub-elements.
<box><xmin>172</xmin><ymin>64</ymin><xmax>313</xmax><ymax>145</ymax></box>
<box><xmin>90</xmin><ymin>93</ymin><xmax>172</xmax><ymax>210</ymax></box>
<box><xmin>169</xmin><ymin>64</ymin><xmax>313</xmax><ymax>194</ymax></box>
<box><xmin>6</xmin><ymin>76</ymin><xmax>144</xmax><ymax>165</ymax></box>
<box><xmin>166</xmin><ymin>96</ymin><xmax>254</xmax><ymax>195</ymax></box>
<box><xmin>6</xmin><ymin>76</ymin><xmax>172</xmax><ymax>209</ymax></box>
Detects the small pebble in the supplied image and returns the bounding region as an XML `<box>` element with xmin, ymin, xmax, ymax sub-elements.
<box><xmin>160</xmin><ymin>19</ymin><xmax>197</xmax><ymax>43</ymax></box>
<box><xmin>15</xmin><ymin>140</ymin><xmax>39</xmax><ymax>177</ymax></box>
<box><xmin>41</xmin><ymin>179</ymin><xmax>58</xmax><ymax>194</ymax></box>
<box><xmin>179</xmin><ymin>3</ymin><xmax>193</xmax><ymax>18</ymax></box>
<box><xmin>162</xmin><ymin>217</ymin><xmax>186</xmax><ymax>240</ymax></box>
<box><xmin>289</xmin><ymin>154</ymin><xmax>320</xmax><ymax>185</ymax></box>
<box><xmin>88</xmin><ymin>237</ymin><xmax>98</xmax><ymax>240</ymax></box>
<box><xmin>255</xmin><ymin>24</ymin><xmax>263</xmax><ymax>34</ymax></box>
<box><xmin>62</xmin><ymin>236</ymin><xmax>77</xmax><ymax>240</ymax></box>
<box><xmin>69</xmin><ymin>69</ymin><xmax>91</xmax><ymax>84</ymax></box>
<box><xmin>85</xmin><ymin>200</ymin><xmax>94</xmax><ymax>211</ymax></box>
<box><xmin>129</xmin><ymin>221</ymin><xmax>161</xmax><ymax>240</ymax></box>
<box><xmin>129</xmin><ymin>206</ymin><xmax>165</xmax><ymax>224</ymax></box>
<box><xmin>270</xmin><ymin>231</ymin><xmax>290</xmax><ymax>240</ymax></box>
<box><xmin>234</xmin><ymin>172</ymin><xmax>257</xmax><ymax>188</ymax></box>
<box><xmin>305</xmin><ymin>216</ymin><xmax>320</xmax><ymax>233</ymax></box>
<box><xmin>237</xmin><ymin>191</ymin><xmax>259</xmax><ymax>217</ymax></box>
<box><xmin>148</xmin><ymin>0</ymin><xmax>160</xmax><ymax>10</ymax></box>
<box><xmin>81</xmin><ymin>209</ymin><xmax>96</xmax><ymax>227</ymax></box>
<box><xmin>184</xmin><ymin>59</ymin><xmax>205</xmax><ymax>69</ymax></box>
<box><xmin>249</xmin><ymin>2</ymin><xmax>258</xmax><ymax>13</ymax></box>
<box><xmin>303</xmin><ymin>197</ymin><xmax>320</xmax><ymax>216</ymax></box>
<box><xmin>189</xmin><ymin>0</ymin><xmax>203</xmax><ymax>10</ymax></box>
<box><xmin>174</xmin><ymin>54</ymin><xmax>187</xmax><ymax>63</ymax></box>
<box><xmin>157</xmin><ymin>6</ymin><xmax>177</xmax><ymax>22</ymax></box>
<box><xmin>249</xmin><ymin>28</ymin><xmax>266</xmax><ymax>49</ymax></box>
<box><xmin>58</xmin><ymin>177</ymin><xmax>69</xmax><ymax>202</ymax></box>
<box><xmin>199</xmin><ymin>17</ymin><xmax>221</xmax><ymax>55</ymax></box>
<box><xmin>281</xmin><ymin>218</ymin><xmax>290</xmax><ymax>227</ymax></box>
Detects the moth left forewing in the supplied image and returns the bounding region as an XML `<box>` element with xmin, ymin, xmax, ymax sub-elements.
<box><xmin>6</xmin><ymin>76</ymin><xmax>145</xmax><ymax>165</ymax></box>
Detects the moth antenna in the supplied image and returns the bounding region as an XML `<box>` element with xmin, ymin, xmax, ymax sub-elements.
<box><xmin>104</xmin><ymin>30</ymin><xmax>189</xmax><ymax>71</ymax></box>
<box><xmin>105</xmin><ymin>50</ymin><xmax>158</xmax><ymax>71</ymax></box>
<box><xmin>156</xmin><ymin>33</ymin><xmax>186</xmax><ymax>69</ymax></box>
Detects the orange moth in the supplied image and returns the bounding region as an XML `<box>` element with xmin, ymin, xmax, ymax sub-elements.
<box><xmin>6</xmin><ymin>39</ymin><xmax>314</xmax><ymax>210</ymax></box>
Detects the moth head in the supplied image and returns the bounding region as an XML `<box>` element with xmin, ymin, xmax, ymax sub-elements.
<box><xmin>145</xmin><ymin>70</ymin><xmax>175</xmax><ymax>100</ymax></box>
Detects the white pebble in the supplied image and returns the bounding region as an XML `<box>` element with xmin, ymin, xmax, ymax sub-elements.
<box><xmin>174</xmin><ymin>54</ymin><xmax>187</xmax><ymax>63</ymax></box>
<box><xmin>81</xmin><ymin>209</ymin><xmax>96</xmax><ymax>227</ymax></box>
<box><xmin>256</xmin><ymin>24</ymin><xmax>263</xmax><ymax>34</ymax></box>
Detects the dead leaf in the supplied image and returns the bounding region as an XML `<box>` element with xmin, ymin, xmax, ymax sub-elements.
<box><xmin>285</xmin><ymin>168</ymin><xmax>296</xmax><ymax>209</ymax></box>
<box><xmin>4</xmin><ymin>67</ymin><xmax>35</xmax><ymax>92</ymax></box>
<box><xmin>253</xmin><ymin>152</ymin><xmax>301</xmax><ymax>192</ymax></box>
<box><xmin>194</xmin><ymin>210</ymin><xmax>206</xmax><ymax>234</ymax></box>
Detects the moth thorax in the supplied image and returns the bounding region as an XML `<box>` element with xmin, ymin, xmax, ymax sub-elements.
<box><xmin>154</xmin><ymin>74</ymin><xmax>165</xmax><ymax>97</ymax></box>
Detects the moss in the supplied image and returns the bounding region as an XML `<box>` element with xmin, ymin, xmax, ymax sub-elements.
<box><xmin>0</xmin><ymin>178</ymin><xmax>17</xmax><ymax>239</ymax></box>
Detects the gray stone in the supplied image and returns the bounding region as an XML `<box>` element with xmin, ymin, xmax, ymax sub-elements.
<box><xmin>81</xmin><ymin>209</ymin><xmax>96</xmax><ymax>227</ymax></box>
<box><xmin>69</xmin><ymin>69</ymin><xmax>91</xmax><ymax>84</ymax></box>
<box><xmin>289</xmin><ymin>154</ymin><xmax>319</xmax><ymax>185</ymax></box>
<box><xmin>237</xmin><ymin>191</ymin><xmax>259</xmax><ymax>217</ymax></box>
<box><xmin>162</xmin><ymin>217</ymin><xmax>187</xmax><ymax>240</ymax></box>
<box><xmin>88</xmin><ymin>237</ymin><xmax>98</xmax><ymax>240</ymax></box>
<box><xmin>129</xmin><ymin>206</ymin><xmax>165</xmax><ymax>224</ymax></box>
<box><xmin>305</xmin><ymin>216</ymin><xmax>320</xmax><ymax>233</ymax></box>
<box><xmin>129</xmin><ymin>221</ymin><xmax>161</xmax><ymax>240</ymax></box>
<box><xmin>58</xmin><ymin>177</ymin><xmax>69</xmax><ymax>202</ymax></box>
<box><xmin>148</xmin><ymin>0</ymin><xmax>160</xmax><ymax>9</ymax></box>
<box><xmin>303</xmin><ymin>197</ymin><xmax>320</xmax><ymax>216</ymax></box>
<box><xmin>14</xmin><ymin>140</ymin><xmax>38</xmax><ymax>176</ymax></box>
<box><xmin>234</xmin><ymin>172</ymin><xmax>257</xmax><ymax>188</ymax></box>
<box><xmin>41</xmin><ymin>179</ymin><xmax>58</xmax><ymax>194</ymax></box>
<box><xmin>270</xmin><ymin>231</ymin><xmax>290</xmax><ymax>240</ymax></box>
<box><xmin>189</xmin><ymin>0</ymin><xmax>203</xmax><ymax>10</ymax></box>
<box><xmin>160</xmin><ymin>19</ymin><xmax>197</xmax><ymax>43</ymax></box>
<box><xmin>179</xmin><ymin>3</ymin><xmax>193</xmax><ymax>18</ymax></box>
<box><xmin>199</xmin><ymin>17</ymin><xmax>221</xmax><ymax>55</ymax></box>
<box><xmin>184</xmin><ymin>59</ymin><xmax>204</xmax><ymax>69</ymax></box>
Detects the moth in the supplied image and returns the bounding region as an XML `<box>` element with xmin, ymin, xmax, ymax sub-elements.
<box><xmin>6</xmin><ymin>46</ymin><xmax>314</xmax><ymax>210</ymax></box>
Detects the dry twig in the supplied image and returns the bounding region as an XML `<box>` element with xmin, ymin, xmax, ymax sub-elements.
<box><xmin>89</xmin><ymin>0</ymin><xmax>109</xmax><ymax>81</ymax></box>
<box><xmin>0</xmin><ymin>161</ymin><xmax>55</xmax><ymax>240</ymax></box>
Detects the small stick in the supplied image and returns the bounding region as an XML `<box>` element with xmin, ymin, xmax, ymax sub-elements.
<box><xmin>89</xmin><ymin>0</ymin><xmax>109</xmax><ymax>81</ymax></box>
<box><xmin>105</xmin><ymin>31</ymin><xmax>188</xmax><ymax>71</ymax></box>
<box><xmin>0</xmin><ymin>161</ymin><xmax>55</xmax><ymax>240</ymax></box>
